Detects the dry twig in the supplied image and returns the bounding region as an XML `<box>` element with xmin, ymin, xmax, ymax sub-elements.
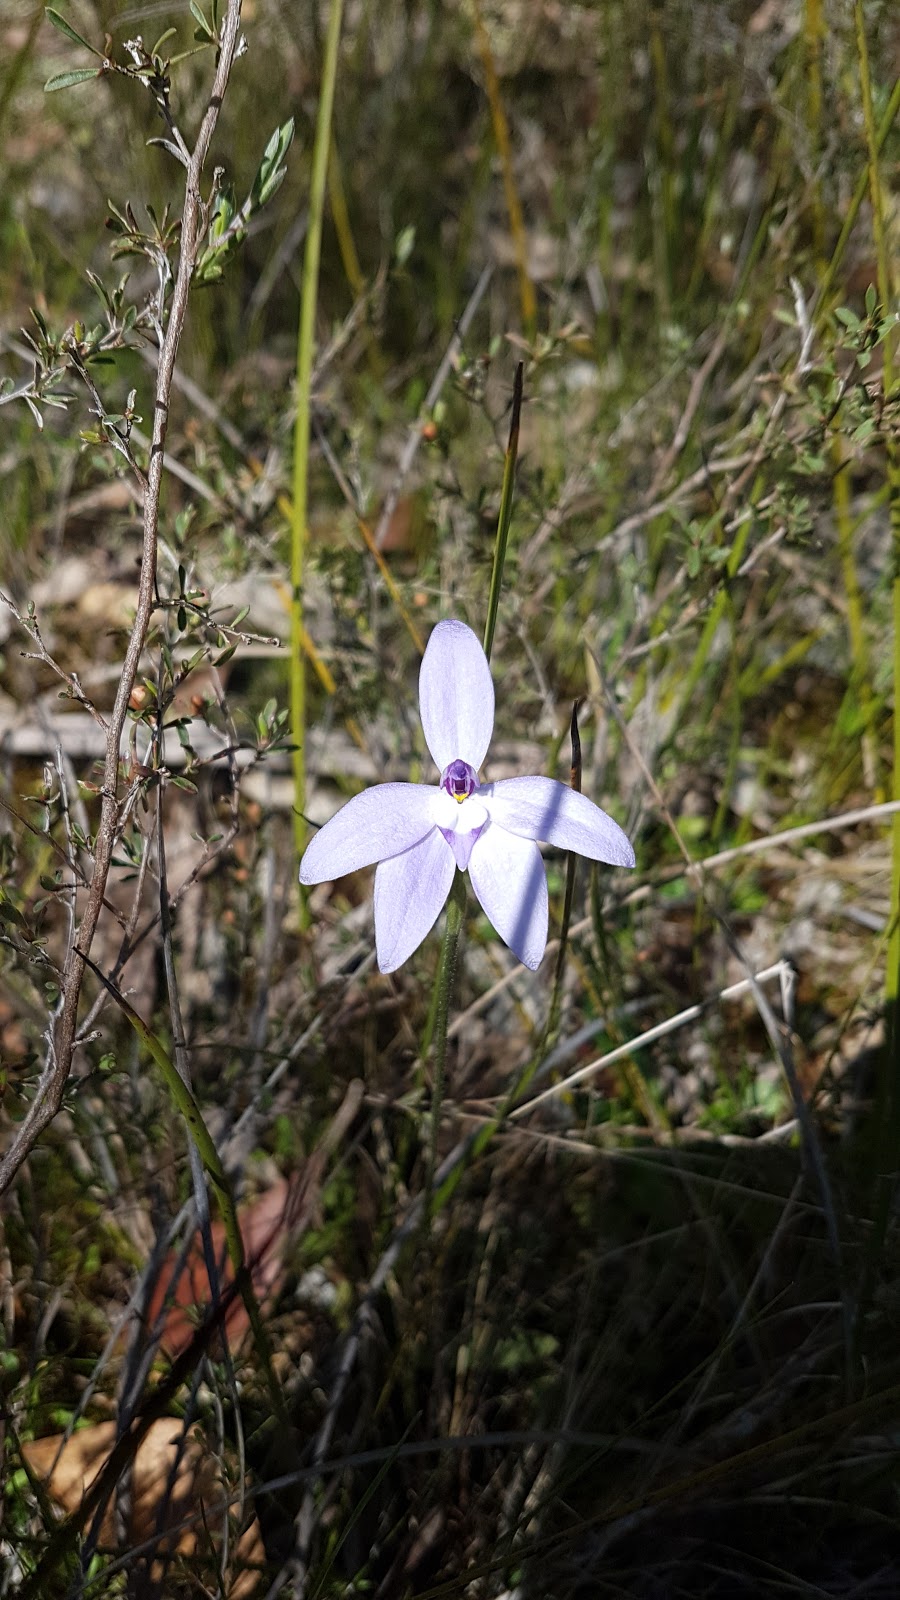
<box><xmin>0</xmin><ymin>0</ymin><xmax>246</xmax><ymax>1197</ymax></box>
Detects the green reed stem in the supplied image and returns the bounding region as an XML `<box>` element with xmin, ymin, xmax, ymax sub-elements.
<box><xmin>422</xmin><ymin>366</ymin><xmax>524</xmax><ymax>1207</ymax></box>
<box><xmin>483</xmin><ymin>361</ymin><xmax>523</xmax><ymax>662</ymax></box>
<box><xmin>290</xmin><ymin>0</ymin><xmax>345</xmax><ymax>862</ymax></box>
<box><xmin>833</xmin><ymin>437</ymin><xmax>879</xmax><ymax>790</ymax></box>
<box><xmin>430</xmin><ymin>709</ymin><xmax>587</xmax><ymax>1215</ymax></box>
<box><xmin>815</xmin><ymin>73</ymin><xmax>900</xmax><ymax>314</ymax></box>
<box><xmin>424</xmin><ymin>869</ymin><xmax>466</xmax><ymax>1211</ymax></box>
<box><xmin>535</xmin><ymin>701</ymin><xmax>583</xmax><ymax>1065</ymax></box>
<box><xmin>421</xmin><ymin>365</ymin><xmax>526</xmax><ymax>1209</ymax></box>
<box><xmin>804</xmin><ymin>0</ymin><xmax>825</xmax><ymax>261</ymax></box>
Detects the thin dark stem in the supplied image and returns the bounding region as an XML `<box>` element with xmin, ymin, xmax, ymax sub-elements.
<box><xmin>425</xmin><ymin>871</ymin><xmax>466</xmax><ymax>1215</ymax></box>
<box><xmin>483</xmin><ymin>362</ymin><xmax>524</xmax><ymax>663</ymax></box>
<box><xmin>541</xmin><ymin>700</ymin><xmax>583</xmax><ymax>1056</ymax></box>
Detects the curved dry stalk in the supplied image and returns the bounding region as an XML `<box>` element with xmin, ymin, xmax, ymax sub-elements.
<box><xmin>0</xmin><ymin>0</ymin><xmax>245</xmax><ymax>1198</ymax></box>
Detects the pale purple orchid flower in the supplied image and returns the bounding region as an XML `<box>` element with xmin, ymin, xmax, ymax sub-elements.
<box><xmin>300</xmin><ymin>620</ymin><xmax>635</xmax><ymax>973</ymax></box>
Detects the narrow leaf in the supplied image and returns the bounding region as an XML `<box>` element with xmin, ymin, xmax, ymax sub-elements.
<box><xmin>188</xmin><ymin>0</ymin><xmax>214</xmax><ymax>39</ymax></box>
<box><xmin>256</xmin><ymin>165</ymin><xmax>288</xmax><ymax>209</ymax></box>
<box><xmin>44</xmin><ymin>66</ymin><xmax>102</xmax><ymax>92</ymax></box>
<box><xmin>150</xmin><ymin>26</ymin><xmax>177</xmax><ymax>56</ymax></box>
<box><xmin>44</xmin><ymin>7</ymin><xmax>99</xmax><ymax>53</ymax></box>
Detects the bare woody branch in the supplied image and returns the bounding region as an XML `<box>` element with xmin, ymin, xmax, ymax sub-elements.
<box><xmin>0</xmin><ymin>0</ymin><xmax>245</xmax><ymax>1197</ymax></box>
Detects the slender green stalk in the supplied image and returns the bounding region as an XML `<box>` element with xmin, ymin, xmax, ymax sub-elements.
<box><xmin>290</xmin><ymin>0</ymin><xmax>345</xmax><ymax>861</ymax></box>
<box><xmin>327</xmin><ymin>137</ymin><xmax>364</xmax><ymax>299</ymax></box>
<box><xmin>417</xmin><ymin>365</ymin><xmax>528</xmax><ymax>1214</ymax></box>
<box><xmin>852</xmin><ymin>3</ymin><xmax>891</xmax><ymax>317</ymax></box>
<box><xmin>648</xmin><ymin>16</ymin><xmax>673</xmax><ymax>324</ymax></box>
<box><xmin>424</xmin><ymin>870</ymin><xmax>466</xmax><ymax>1211</ymax></box>
<box><xmin>483</xmin><ymin>361</ymin><xmax>524</xmax><ymax>662</ymax></box>
<box><xmin>432</xmin><ymin>709</ymin><xmax>586</xmax><ymax>1213</ymax></box>
<box><xmin>536</xmin><ymin>700</ymin><xmax>583</xmax><ymax>1064</ymax></box>
<box><xmin>804</xmin><ymin>0</ymin><xmax>825</xmax><ymax>261</ymax></box>
<box><xmin>833</xmin><ymin>438</ymin><xmax>878</xmax><ymax>790</ymax></box>
<box><xmin>422</xmin><ymin>366</ymin><xmax>524</xmax><ymax>1209</ymax></box>
<box><xmin>815</xmin><ymin>73</ymin><xmax>900</xmax><ymax>314</ymax></box>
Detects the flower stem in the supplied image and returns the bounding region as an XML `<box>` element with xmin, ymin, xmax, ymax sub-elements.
<box><xmin>500</xmin><ymin>703</ymin><xmax>582</xmax><ymax>1116</ymax></box>
<box><xmin>290</xmin><ymin>0</ymin><xmax>345</xmax><ymax>864</ymax></box>
<box><xmin>483</xmin><ymin>361</ymin><xmax>523</xmax><ymax>662</ymax></box>
<box><xmin>539</xmin><ymin>701</ymin><xmax>583</xmax><ymax>1058</ymax></box>
<box><xmin>427</xmin><ymin>708</ymin><xmax>590</xmax><ymax>1214</ymax></box>
<box><xmin>424</xmin><ymin>869</ymin><xmax>466</xmax><ymax>1211</ymax></box>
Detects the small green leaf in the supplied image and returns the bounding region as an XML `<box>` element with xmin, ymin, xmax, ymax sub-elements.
<box><xmin>151</xmin><ymin>26</ymin><xmax>177</xmax><ymax>56</ymax></box>
<box><xmin>209</xmin><ymin>187</ymin><xmax>235</xmax><ymax>242</ymax></box>
<box><xmin>395</xmin><ymin>224</ymin><xmax>415</xmax><ymax>266</ymax></box>
<box><xmin>189</xmin><ymin>0</ymin><xmax>214</xmax><ymax>40</ymax></box>
<box><xmin>44</xmin><ymin>66</ymin><xmax>103</xmax><ymax>92</ymax></box>
<box><xmin>256</xmin><ymin>165</ymin><xmax>287</xmax><ymax>208</ymax></box>
<box><xmin>194</xmin><ymin>251</ymin><xmax>225</xmax><ymax>284</ymax></box>
<box><xmin>252</xmin><ymin>119</ymin><xmax>295</xmax><ymax>206</ymax></box>
<box><xmin>45</xmin><ymin>7</ymin><xmax>100</xmax><ymax>54</ymax></box>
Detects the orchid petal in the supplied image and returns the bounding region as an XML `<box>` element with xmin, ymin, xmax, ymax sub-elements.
<box><xmin>418</xmin><ymin>620</ymin><xmax>495</xmax><ymax>772</ymax></box>
<box><xmin>441</xmin><ymin>824</ymin><xmax>484</xmax><ymax>870</ymax></box>
<box><xmin>373</xmin><ymin>829</ymin><xmax>456</xmax><ymax>972</ymax></box>
<box><xmin>299</xmin><ymin>784</ymin><xmax>438</xmax><ymax>883</ymax></box>
<box><xmin>481</xmin><ymin>776</ymin><xmax>635</xmax><ymax>867</ymax></box>
<box><xmin>468</xmin><ymin>825</ymin><xmax>548</xmax><ymax>970</ymax></box>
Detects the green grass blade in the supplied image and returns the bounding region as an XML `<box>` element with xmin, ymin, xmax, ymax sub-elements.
<box><xmin>483</xmin><ymin>361</ymin><xmax>523</xmax><ymax>663</ymax></box>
